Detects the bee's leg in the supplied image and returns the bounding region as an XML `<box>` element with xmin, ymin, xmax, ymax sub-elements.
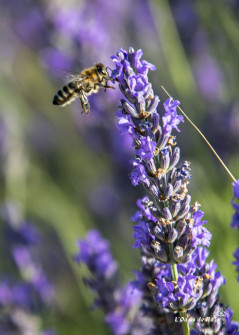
<box><xmin>79</xmin><ymin>90</ymin><xmax>90</xmax><ymax>115</ymax></box>
<box><xmin>94</xmin><ymin>83</ymin><xmax>115</xmax><ymax>92</ymax></box>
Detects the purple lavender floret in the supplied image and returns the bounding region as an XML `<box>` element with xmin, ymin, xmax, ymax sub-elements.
<box><xmin>135</xmin><ymin>197</ymin><xmax>158</xmax><ymax>222</ymax></box>
<box><xmin>111</xmin><ymin>48</ymin><xmax>156</xmax><ymax>103</ymax></box>
<box><xmin>133</xmin><ymin>221</ymin><xmax>152</xmax><ymax>249</ymax></box>
<box><xmin>130</xmin><ymin>160</ymin><xmax>150</xmax><ymax>187</ymax></box>
<box><xmin>136</xmin><ymin>137</ymin><xmax>157</xmax><ymax>160</ymax></box>
<box><xmin>191</xmin><ymin>210</ymin><xmax>212</xmax><ymax>248</ymax></box>
<box><xmin>116</xmin><ymin>110</ymin><xmax>135</xmax><ymax>135</ymax></box>
<box><xmin>163</xmin><ymin>98</ymin><xmax>184</xmax><ymax>135</ymax></box>
<box><xmin>155</xmin><ymin>278</ymin><xmax>176</xmax><ymax>308</ymax></box>
<box><xmin>176</xmin><ymin>274</ymin><xmax>201</xmax><ymax>306</ymax></box>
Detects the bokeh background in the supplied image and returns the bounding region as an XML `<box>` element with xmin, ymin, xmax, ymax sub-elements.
<box><xmin>0</xmin><ymin>0</ymin><xmax>239</xmax><ymax>334</ymax></box>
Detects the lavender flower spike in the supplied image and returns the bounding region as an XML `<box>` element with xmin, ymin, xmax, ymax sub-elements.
<box><xmin>233</xmin><ymin>248</ymin><xmax>239</xmax><ymax>284</ymax></box>
<box><xmin>111</xmin><ymin>47</ymin><xmax>239</xmax><ymax>334</ymax></box>
<box><xmin>74</xmin><ymin>229</ymin><xmax>152</xmax><ymax>334</ymax></box>
<box><xmin>231</xmin><ymin>179</ymin><xmax>239</xmax><ymax>284</ymax></box>
<box><xmin>0</xmin><ymin>205</ymin><xmax>56</xmax><ymax>334</ymax></box>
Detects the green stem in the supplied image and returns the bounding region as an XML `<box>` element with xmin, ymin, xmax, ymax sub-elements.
<box><xmin>170</xmin><ymin>261</ymin><xmax>178</xmax><ymax>281</ymax></box>
<box><xmin>169</xmin><ymin>244</ymin><xmax>190</xmax><ymax>335</ymax></box>
<box><xmin>179</xmin><ymin>310</ymin><xmax>190</xmax><ymax>335</ymax></box>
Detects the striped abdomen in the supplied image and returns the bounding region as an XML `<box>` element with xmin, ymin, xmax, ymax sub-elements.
<box><xmin>53</xmin><ymin>82</ymin><xmax>79</xmax><ymax>107</ymax></box>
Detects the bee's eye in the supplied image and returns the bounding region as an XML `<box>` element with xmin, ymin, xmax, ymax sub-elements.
<box><xmin>97</xmin><ymin>66</ymin><xmax>107</xmax><ymax>76</ymax></box>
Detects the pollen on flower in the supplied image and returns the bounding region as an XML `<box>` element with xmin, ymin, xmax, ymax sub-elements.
<box><xmin>156</xmin><ymin>168</ymin><xmax>167</xmax><ymax>178</ymax></box>
<box><xmin>192</xmin><ymin>202</ymin><xmax>201</xmax><ymax>212</ymax></box>
<box><xmin>168</xmin><ymin>136</ymin><xmax>177</xmax><ymax>146</ymax></box>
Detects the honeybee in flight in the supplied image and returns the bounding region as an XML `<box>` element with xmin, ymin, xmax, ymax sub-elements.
<box><xmin>53</xmin><ymin>63</ymin><xmax>115</xmax><ymax>115</ymax></box>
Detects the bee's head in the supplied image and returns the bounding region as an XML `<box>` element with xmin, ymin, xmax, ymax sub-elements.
<box><xmin>96</xmin><ymin>63</ymin><xmax>109</xmax><ymax>77</ymax></box>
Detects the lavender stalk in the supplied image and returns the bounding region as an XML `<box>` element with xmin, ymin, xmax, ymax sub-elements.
<box><xmin>110</xmin><ymin>47</ymin><xmax>238</xmax><ymax>334</ymax></box>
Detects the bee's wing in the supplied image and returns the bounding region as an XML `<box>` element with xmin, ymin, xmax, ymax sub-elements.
<box><xmin>64</xmin><ymin>71</ymin><xmax>90</xmax><ymax>82</ymax></box>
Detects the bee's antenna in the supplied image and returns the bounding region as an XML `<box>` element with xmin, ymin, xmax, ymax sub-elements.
<box><xmin>106</xmin><ymin>66</ymin><xmax>117</xmax><ymax>82</ymax></box>
<box><xmin>106</xmin><ymin>66</ymin><xmax>114</xmax><ymax>73</ymax></box>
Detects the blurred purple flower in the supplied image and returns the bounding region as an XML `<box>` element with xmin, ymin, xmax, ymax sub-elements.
<box><xmin>40</xmin><ymin>48</ymin><xmax>74</xmax><ymax>74</ymax></box>
<box><xmin>0</xmin><ymin>280</ymin><xmax>32</xmax><ymax>308</ymax></box>
<box><xmin>106</xmin><ymin>312</ymin><xmax>130</xmax><ymax>335</ymax></box>
<box><xmin>224</xmin><ymin>308</ymin><xmax>239</xmax><ymax>335</ymax></box>
<box><xmin>42</xmin><ymin>331</ymin><xmax>57</xmax><ymax>335</ymax></box>
<box><xmin>233</xmin><ymin>248</ymin><xmax>239</xmax><ymax>283</ymax></box>
<box><xmin>106</xmin><ymin>283</ymin><xmax>142</xmax><ymax>335</ymax></box>
<box><xmin>75</xmin><ymin>229</ymin><xmax>152</xmax><ymax>334</ymax></box>
<box><xmin>231</xmin><ymin>180</ymin><xmax>239</xmax><ymax>285</ymax></box>
<box><xmin>0</xmin><ymin>204</ymin><xmax>56</xmax><ymax>332</ymax></box>
<box><xmin>15</xmin><ymin>7</ymin><xmax>47</xmax><ymax>47</ymax></box>
<box><xmin>74</xmin><ymin>230</ymin><xmax>118</xmax><ymax>279</ymax></box>
<box><xmin>2</xmin><ymin>203</ymin><xmax>40</xmax><ymax>246</ymax></box>
<box><xmin>88</xmin><ymin>183</ymin><xmax>119</xmax><ymax>218</ymax></box>
<box><xmin>231</xmin><ymin>180</ymin><xmax>239</xmax><ymax>229</ymax></box>
<box><xmin>193</xmin><ymin>53</ymin><xmax>223</xmax><ymax>100</ymax></box>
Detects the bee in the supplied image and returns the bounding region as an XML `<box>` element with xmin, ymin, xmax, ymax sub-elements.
<box><xmin>53</xmin><ymin>63</ymin><xmax>115</xmax><ymax>115</ymax></box>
